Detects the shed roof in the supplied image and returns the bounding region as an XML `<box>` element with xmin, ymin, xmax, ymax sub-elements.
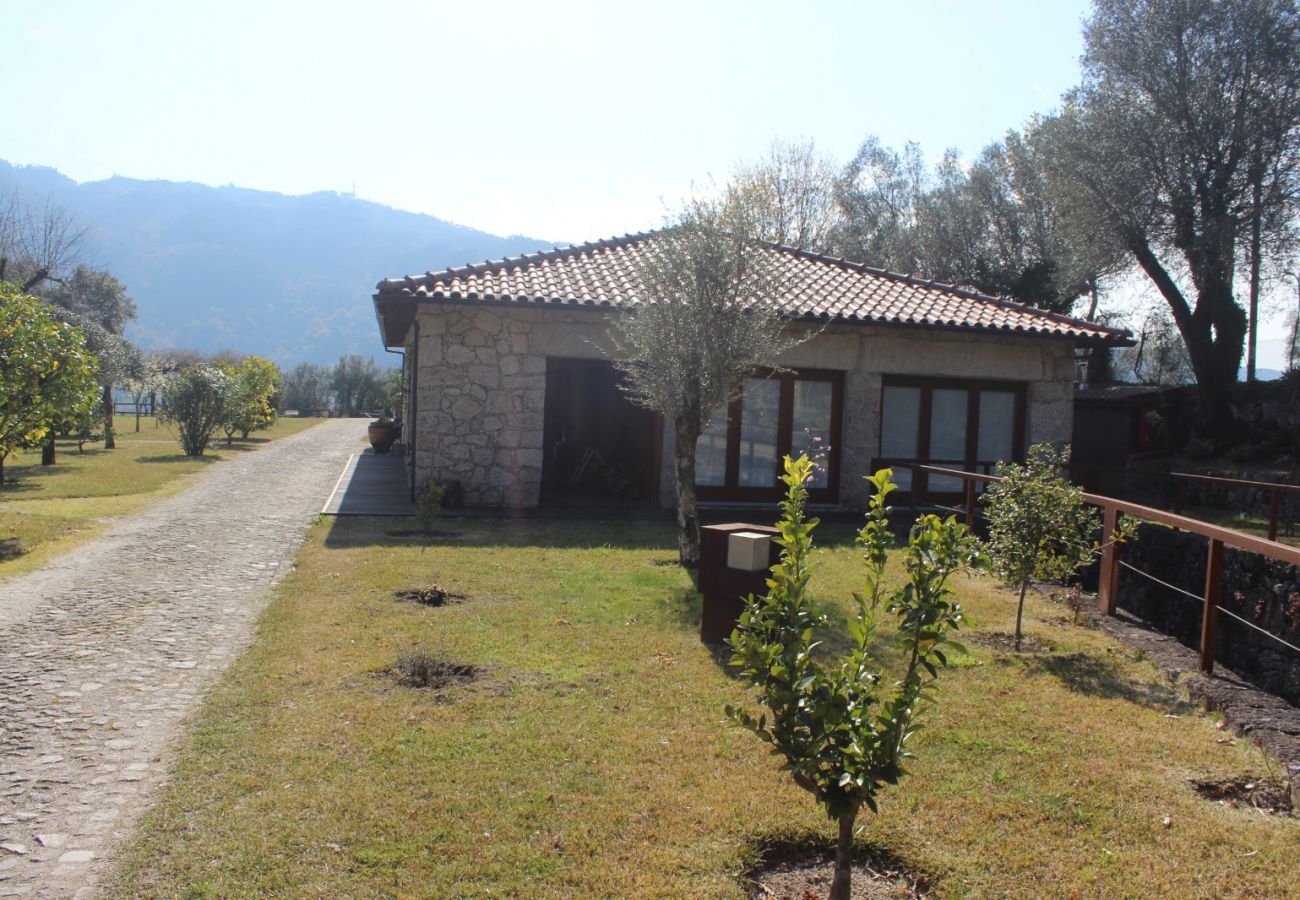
<box><xmin>374</xmin><ymin>231</ymin><xmax>1132</xmax><ymax>347</ymax></box>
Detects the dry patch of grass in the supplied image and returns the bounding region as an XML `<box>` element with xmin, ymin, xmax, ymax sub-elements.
<box><xmin>107</xmin><ymin>518</ymin><xmax>1297</xmax><ymax>898</ymax></box>
<box><xmin>0</xmin><ymin>415</ymin><xmax>325</xmax><ymax>577</ymax></box>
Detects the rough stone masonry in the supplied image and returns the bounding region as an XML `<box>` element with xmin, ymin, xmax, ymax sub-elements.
<box><xmin>0</xmin><ymin>419</ymin><xmax>361</xmax><ymax>899</ymax></box>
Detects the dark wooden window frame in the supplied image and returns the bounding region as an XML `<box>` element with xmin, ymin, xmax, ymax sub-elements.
<box><xmin>697</xmin><ymin>368</ymin><xmax>844</xmax><ymax>504</ymax></box>
<box><xmin>878</xmin><ymin>374</ymin><xmax>1027</xmax><ymax>499</ymax></box>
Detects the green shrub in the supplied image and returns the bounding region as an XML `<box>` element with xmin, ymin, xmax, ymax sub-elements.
<box><xmin>415</xmin><ymin>481</ymin><xmax>446</xmax><ymax>535</ymax></box>
<box><xmin>159</xmin><ymin>366</ymin><xmax>231</xmax><ymax>457</ymax></box>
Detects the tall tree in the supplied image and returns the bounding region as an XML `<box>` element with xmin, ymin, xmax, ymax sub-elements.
<box><xmin>1038</xmin><ymin>0</ymin><xmax>1300</xmax><ymax>438</ymax></box>
<box><xmin>731</xmin><ymin>139</ymin><xmax>842</xmax><ymax>251</ymax></box>
<box><xmin>42</xmin><ymin>308</ymin><xmax>140</xmax><ymax>461</ymax></box>
<box><xmin>832</xmin><ymin>137</ymin><xmax>928</xmax><ymax>273</ymax></box>
<box><xmin>834</xmin><ymin>132</ymin><xmax>1125</xmax><ymax>315</ymax></box>
<box><xmin>610</xmin><ymin>193</ymin><xmax>803</xmax><ymax>566</ymax></box>
<box><xmin>330</xmin><ymin>354</ymin><xmax>384</xmax><ymax>417</ymax></box>
<box><xmin>0</xmin><ymin>193</ymin><xmax>89</xmax><ymax>292</ymax></box>
<box><xmin>40</xmin><ymin>265</ymin><xmax>137</xmax><ymax>336</ymax></box>
<box><xmin>42</xmin><ymin>266</ymin><xmax>138</xmax><ymax>448</ymax></box>
<box><xmin>279</xmin><ymin>362</ymin><xmax>332</xmax><ymax>414</ymax></box>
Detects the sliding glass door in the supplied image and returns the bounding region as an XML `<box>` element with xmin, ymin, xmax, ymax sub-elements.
<box><xmin>878</xmin><ymin>376</ymin><xmax>1025</xmax><ymax>496</ymax></box>
<box><xmin>696</xmin><ymin>369</ymin><xmax>843</xmax><ymax>502</ymax></box>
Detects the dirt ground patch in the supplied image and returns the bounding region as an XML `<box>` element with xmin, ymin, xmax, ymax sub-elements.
<box><xmin>745</xmin><ymin>840</ymin><xmax>929</xmax><ymax>899</ymax></box>
<box><xmin>1194</xmin><ymin>777</ymin><xmax>1295</xmax><ymax>816</ymax></box>
<box><xmin>393</xmin><ymin>586</ymin><xmax>465</xmax><ymax>607</ymax></box>
<box><xmin>391</xmin><ymin>652</ymin><xmax>480</xmax><ymax>691</ymax></box>
<box><xmin>968</xmin><ymin>631</ymin><xmax>1055</xmax><ymax>653</ymax></box>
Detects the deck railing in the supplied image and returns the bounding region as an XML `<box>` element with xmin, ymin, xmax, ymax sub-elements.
<box><xmin>890</xmin><ymin>462</ymin><xmax>1300</xmax><ymax>676</ymax></box>
<box><xmin>1170</xmin><ymin>471</ymin><xmax>1300</xmax><ymax>542</ymax></box>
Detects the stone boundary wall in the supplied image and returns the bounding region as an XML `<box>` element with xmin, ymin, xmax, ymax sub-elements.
<box><xmin>1112</xmin><ymin>523</ymin><xmax>1300</xmax><ymax>705</ymax></box>
<box><xmin>410</xmin><ymin>303</ymin><xmax>1077</xmax><ymax>510</ymax></box>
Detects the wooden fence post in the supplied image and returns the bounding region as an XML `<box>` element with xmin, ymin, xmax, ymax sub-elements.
<box><xmin>1200</xmin><ymin>538</ymin><xmax>1224</xmax><ymax>674</ymax></box>
<box><xmin>1098</xmin><ymin>504</ymin><xmax>1120</xmax><ymax>616</ymax></box>
<box><xmin>965</xmin><ymin>479</ymin><xmax>977</xmax><ymax>528</ymax></box>
<box><xmin>1268</xmin><ymin>490</ymin><xmax>1281</xmax><ymax>543</ymax></box>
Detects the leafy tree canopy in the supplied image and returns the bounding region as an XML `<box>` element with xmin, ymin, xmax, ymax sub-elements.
<box><xmin>0</xmin><ymin>282</ymin><xmax>99</xmax><ymax>480</ymax></box>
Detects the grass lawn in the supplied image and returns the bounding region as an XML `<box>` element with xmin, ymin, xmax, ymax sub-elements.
<box><xmin>0</xmin><ymin>414</ymin><xmax>326</xmax><ymax>578</ymax></box>
<box><xmin>107</xmin><ymin>517</ymin><xmax>1296</xmax><ymax>898</ymax></box>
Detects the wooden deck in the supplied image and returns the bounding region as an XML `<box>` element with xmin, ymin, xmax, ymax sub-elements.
<box><xmin>321</xmin><ymin>449</ymin><xmax>415</xmax><ymax>516</ymax></box>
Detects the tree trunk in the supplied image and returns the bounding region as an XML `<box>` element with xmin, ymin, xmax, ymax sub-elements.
<box><xmin>1014</xmin><ymin>580</ymin><xmax>1029</xmax><ymax>652</ymax></box>
<box><xmin>0</xmin><ymin>454</ymin><xmax>5</xmax><ymax>484</ymax></box>
<box><xmin>829</xmin><ymin>812</ymin><xmax>857</xmax><ymax>900</ymax></box>
<box><xmin>102</xmin><ymin>384</ymin><xmax>115</xmax><ymax>449</ymax></box>
<box><xmin>42</xmin><ymin>434</ymin><xmax>56</xmax><ymax>466</ymax></box>
<box><xmin>1246</xmin><ymin>168</ymin><xmax>1263</xmax><ymax>383</ymax></box>
<box><xmin>1126</xmin><ymin>234</ymin><xmax>1240</xmax><ymax>443</ymax></box>
<box><xmin>674</xmin><ymin>419</ymin><xmax>701</xmax><ymax>568</ymax></box>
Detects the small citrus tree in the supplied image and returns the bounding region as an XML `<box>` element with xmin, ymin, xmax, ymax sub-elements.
<box><xmin>0</xmin><ymin>283</ymin><xmax>99</xmax><ymax>483</ymax></box>
<box><xmin>728</xmin><ymin>457</ymin><xmax>982</xmax><ymax>899</ymax></box>
<box><xmin>217</xmin><ymin>356</ymin><xmax>280</xmax><ymax>444</ymax></box>
<box><xmin>981</xmin><ymin>444</ymin><xmax>1128</xmax><ymax>651</ymax></box>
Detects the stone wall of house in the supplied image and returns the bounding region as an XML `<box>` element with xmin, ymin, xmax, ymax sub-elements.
<box><xmin>411</xmin><ymin>304</ymin><xmax>1077</xmax><ymax>510</ymax></box>
<box><xmin>409</xmin><ymin>304</ymin><xmax>615</xmax><ymax>506</ymax></box>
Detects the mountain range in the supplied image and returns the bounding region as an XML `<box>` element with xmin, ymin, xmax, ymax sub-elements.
<box><xmin>0</xmin><ymin>161</ymin><xmax>550</xmax><ymax>365</ymax></box>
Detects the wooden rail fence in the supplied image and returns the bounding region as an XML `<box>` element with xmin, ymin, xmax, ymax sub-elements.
<box><xmin>1171</xmin><ymin>471</ymin><xmax>1300</xmax><ymax>542</ymax></box>
<box><xmin>892</xmin><ymin>461</ymin><xmax>1300</xmax><ymax>676</ymax></box>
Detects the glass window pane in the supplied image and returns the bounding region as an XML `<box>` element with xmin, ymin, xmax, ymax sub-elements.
<box><xmin>881</xmin><ymin>386</ymin><xmax>920</xmax><ymax>459</ymax></box>
<box><xmin>928</xmin><ymin>388</ymin><xmax>968</xmax><ymax>492</ymax></box>
<box><xmin>695</xmin><ymin>405</ymin><xmax>728</xmax><ymax>486</ymax></box>
<box><xmin>977</xmin><ymin>391</ymin><xmax>1015</xmax><ymax>463</ymax></box>
<box><xmin>929</xmin><ymin>389</ymin><xmax>968</xmax><ymax>460</ymax></box>
<box><xmin>738</xmin><ymin>378</ymin><xmax>781</xmax><ymax>487</ymax></box>
<box><xmin>881</xmin><ymin>385</ymin><xmax>920</xmax><ymax>490</ymax></box>
<box><xmin>791</xmin><ymin>380</ymin><xmax>833</xmax><ymax>489</ymax></box>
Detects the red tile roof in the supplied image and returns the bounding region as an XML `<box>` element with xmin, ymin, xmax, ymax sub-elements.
<box><xmin>375</xmin><ymin>232</ymin><xmax>1131</xmax><ymax>346</ymax></box>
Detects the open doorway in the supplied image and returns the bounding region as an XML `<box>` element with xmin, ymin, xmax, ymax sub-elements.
<box><xmin>541</xmin><ymin>358</ymin><xmax>660</xmax><ymax>506</ymax></box>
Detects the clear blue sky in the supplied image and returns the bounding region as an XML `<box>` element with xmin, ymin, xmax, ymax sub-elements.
<box><xmin>4</xmin><ymin>0</ymin><xmax>1090</xmax><ymax>242</ymax></box>
<box><xmin>5</xmin><ymin>0</ymin><xmax>1293</xmax><ymax>364</ymax></box>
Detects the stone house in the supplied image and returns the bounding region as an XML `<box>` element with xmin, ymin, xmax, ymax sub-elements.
<box><xmin>372</xmin><ymin>232</ymin><xmax>1131</xmax><ymax>510</ymax></box>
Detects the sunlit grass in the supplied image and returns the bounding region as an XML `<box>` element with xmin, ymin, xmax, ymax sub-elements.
<box><xmin>107</xmin><ymin>517</ymin><xmax>1297</xmax><ymax>898</ymax></box>
<box><xmin>0</xmin><ymin>415</ymin><xmax>325</xmax><ymax>578</ymax></box>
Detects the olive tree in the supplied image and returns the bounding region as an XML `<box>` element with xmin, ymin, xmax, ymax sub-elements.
<box><xmin>728</xmin><ymin>458</ymin><xmax>981</xmax><ymax>899</ymax></box>
<box><xmin>159</xmin><ymin>366</ymin><xmax>231</xmax><ymax>457</ymax></box>
<box><xmin>1037</xmin><ymin>0</ymin><xmax>1300</xmax><ymax>438</ymax></box>
<box><xmin>731</xmin><ymin>138</ymin><xmax>842</xmax><ymax>252</ymax></box>
<box><xmin>610</xmin><ymin>193</ymin><xmax>804</xmax><ymax>566</ymax></box>
<box><xmin>0</xmin><ymin>283</ymin><xmax>99</xmax><ymax>483</ymax></box>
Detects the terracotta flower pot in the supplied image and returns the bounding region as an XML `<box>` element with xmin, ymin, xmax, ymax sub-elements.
<box><xmin>368</xmin><ymin>422</ymin><xmax>398</xmax><ymax>454</ymax></box>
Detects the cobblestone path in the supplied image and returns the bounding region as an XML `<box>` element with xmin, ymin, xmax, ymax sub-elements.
<box><xmin>0</xmin><ymin>420</ymin><xmax>365</xmax><ymax>898</ymax></box>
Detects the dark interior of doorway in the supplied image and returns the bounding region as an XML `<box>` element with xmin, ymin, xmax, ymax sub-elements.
<box><xmin>541</xmin><ymin>358</ymin><xmax>660</xmax><ymax>506</ymax></box>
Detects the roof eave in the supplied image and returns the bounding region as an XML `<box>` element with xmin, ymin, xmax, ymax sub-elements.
<box><xmin>372</xmin><ymin>290</ymin><xmax>1135</xmax><ymax>348</ymax></box>
<box><xmin>373</xmin><ymin>293</ymin><xmax>417</xmax><ymax>348</ymax></box>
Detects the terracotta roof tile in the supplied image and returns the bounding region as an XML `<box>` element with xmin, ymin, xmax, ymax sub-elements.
<box><xmin>375</xmin><ymin>232</ymin><xmax>1132</xmax><ymax>345</ymax></box>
